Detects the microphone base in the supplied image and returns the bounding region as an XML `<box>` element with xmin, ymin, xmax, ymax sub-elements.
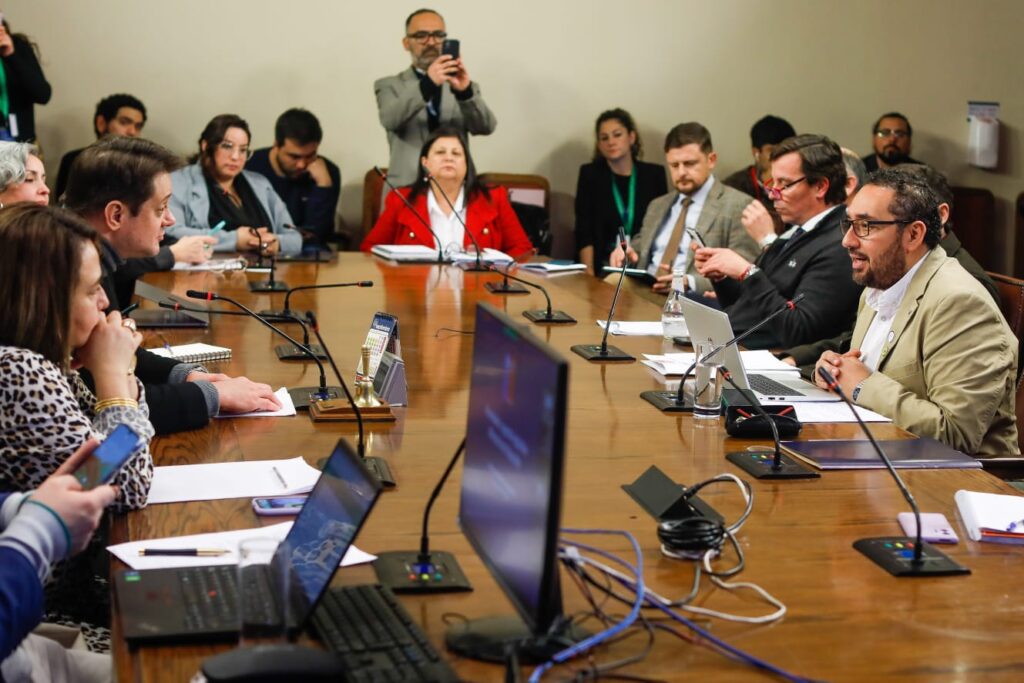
<box><xmin>725</xmin><ymin>450</ymin><xmax>820</xmax><ymax>480</ymax></box>
<box><xmin>484</xmin><ymin>281</ymin><xmax>529</xmax><ymax>294</ymax></box>
<box><xmin>522</xmin><ymin>309</ymin><xmax>576</xmax><ymax>324</ymax></box>
<box><xmin>363</xmin><ymin>456</ymin><xmax>396</xmax><ymax>488</ymax></box>
<box><xmin>459</xmin><ymin>262</ymin><xmax>492</xmax><ymax>272</ymax></box>
<box><xmin>373</xmin><ymin>550</ymin><xmax>472</xmax><ymax>594</ymax></box>
<box><xmin>275</xmin><ymin>343</ymin><xmax>327</xmax><ymax>361</ymax></box>
<box><xmin>640</xmin><ymin>390</ymin><xmax>692</xmax><ymax>413</ymax></box>
<box><xmin>853</xmin><ymin>537</ymin><xmax>970</xmax><ymax>577</ymax></box>
<box><xmin>249</xmin><ymin>280</ymin><xmax>289</xmax><ymax>292</ymax></box>
<box><xmin>288</xmin><ymin>386</ymin><xmax>344</xmax><ymax>410</ymax></box>
<box><xmin>446</xmin><ymin>615</ymin><xmax>589</xmax><ymax>665</ymax></box>
<box><xmin>571</xmin><ymin>344</ymin><xmax>635</xmax><ymax>362</ymax></box>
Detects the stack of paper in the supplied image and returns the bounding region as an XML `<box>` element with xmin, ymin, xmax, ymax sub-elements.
<box><xmin>597</xmin><ymin>321</ymin><xmax>667</xmax><ymax>336</ymax></box>
<box><xmin>214</xmin><ymin>387</ymin><xmax>296</xmax><ymax>419</ymax></box>
<box><xmin>450</xmin><ymin>248</ymin><xmax>513</xmax><ymax>265</ymax></box>
<box><xmin>107</xmin><ymin>522</ymin><xmax>376</xmax><ymax>570</ymax></box>
<box><xmin>146</xmin><ymin>456</ymin><xmax>321</xmax><ymax>504</ymax></box>
<box><xmin>172</xmin><ymin>258</ymin><xmax>247</xmax><ymax>272</ymax></box>
<box><xmin>370</xmin><ymin>245</ymin><xmax>443</xmax><ymax>262</ymax></box>
<box><xmin>955</xmin><ymin>490</ymin><xmax>1024</xmax><ymax>543</ymax></box>
<box><xmin>520</xmin><ymin>261</ymin><xmax>587</xmax><ymax>274</ymax></box>
<box><xmin>642</xmin><ymin>350</ymin><xmax>798</xmax><ymax>376</ymax></box>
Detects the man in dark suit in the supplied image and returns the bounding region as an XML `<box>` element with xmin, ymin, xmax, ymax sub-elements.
<box><xmin>63</xmin><ymin>137</ymin><xmax>282</xmax><ymax>435</ymax></box>
<box><xmin>694</xmin><ymin>134</ymin><xmax>862</xmax><ymax>349</ymax></box>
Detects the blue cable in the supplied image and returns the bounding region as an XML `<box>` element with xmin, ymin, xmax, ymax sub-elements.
<box><xmin>527</xmin><ymin>528</ymin><xmax>644</xmax><ymax>682</ymax></box>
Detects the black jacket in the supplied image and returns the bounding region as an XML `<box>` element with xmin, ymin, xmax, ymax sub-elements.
<box><xmin>712</xmin><ymin>205</ymin><xmax>862</xmax><ymax>349</ymax></box>
<box><xmin>91</xmin><ymin>241</ymin><xmax>210</xmax><ymax>435</ymax></box>
<box><xmin>1</xmin><ymin>35</ymin><xmax>51</xmax><ymax>142</ymax></box>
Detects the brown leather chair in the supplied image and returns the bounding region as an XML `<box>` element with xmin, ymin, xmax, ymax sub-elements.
<box><xmin>950</xmin><ymin>186</ymin><xmax>996</xmax><ymax>271</ymax></box>
<box><xmin>361</xmin><ymin>167</ymin><xmax>388</xmax><ymax>241</ymax></box>
<box><xmin>478</xmin><ymin>172</ymin><xmax>552</xmax><ymax>255</ymax></box>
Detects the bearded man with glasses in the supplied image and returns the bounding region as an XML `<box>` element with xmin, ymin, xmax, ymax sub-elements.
<box><xmin>374</xmin><ymin>8</ymin><xmax>497</xmax><ymax>187</ymax></box>
<box><xmin>813</xmin><ymin>168</ymin><xmax>1017</xmax><ymax>456</ymax></box>
<box><xmin>693</xmin><ymin>134</ymin><xmax>861</xmax><ymax>349</ymax></box>
<box><xmin>862</xmin><ymin>112</ymin><xmax>922</xmax><ymax>172</ymax></box>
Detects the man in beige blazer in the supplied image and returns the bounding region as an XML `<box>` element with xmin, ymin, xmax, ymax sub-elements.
<box><xmin>611</xmin><ymin>122</ymin><xmax>758</xmax><ymax>295</ymax></box>
<box><xmin>815</xmin><ymin>168</ymin><xmax>1018</xmax><ymax>456</ymax></box>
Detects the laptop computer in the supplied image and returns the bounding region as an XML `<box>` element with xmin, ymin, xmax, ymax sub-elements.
<box><xmin>680</xmin><ymin>298</ymin><xmax>838</xmax><ymax>402</ymax></box>
<box><xmin>115</xmin><ymin>439</ymin><xmax>382</xmax><ymax>643</ymax></box>
<box><xmin>130</xmin><ymin>280</ymin><xmax>210</xmax><ymax>329</ymax></box>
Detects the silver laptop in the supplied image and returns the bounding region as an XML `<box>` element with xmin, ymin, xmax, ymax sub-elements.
<box><xmin>680</xmin><ymin>298</ymin><xmax>838</xmax><ymax>403</ymax></box>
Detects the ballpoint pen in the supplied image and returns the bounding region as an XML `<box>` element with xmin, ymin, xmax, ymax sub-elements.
<box><xmin>138</xmin><ymin>548</ymin><xmax>230</xmax><ymax>557</ymax></box>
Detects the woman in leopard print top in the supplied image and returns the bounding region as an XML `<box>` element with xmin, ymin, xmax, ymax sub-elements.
<box><xmin>0</xmin><ymin>204</ymin><xmax>155</xmax><ymax>650</ymax></box>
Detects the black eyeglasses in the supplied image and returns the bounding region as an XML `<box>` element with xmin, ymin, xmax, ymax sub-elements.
<box><xmin>840</xmin><ymin>218</ymin><xmax>911</xmax><ymax>238</ymax></box>
<box><xmin>407</xmin><ymin>30</ymin><xmax>447</xmax><ymax>42</ymax></box>
<box><xmin>874</xmin><ymin>128</ymin><xmax>910</xmax><ymax>139</ymax></box>
<box><xmin>764</xmin><ymin>176</ymin><xmax>806</xmax><ymax>199</ymax></box>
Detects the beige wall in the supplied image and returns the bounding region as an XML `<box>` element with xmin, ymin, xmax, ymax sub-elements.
<box><xmin>10</xmin><ymin>0</ymin><xmax>1024</xmax><ymax>268</ymax></box>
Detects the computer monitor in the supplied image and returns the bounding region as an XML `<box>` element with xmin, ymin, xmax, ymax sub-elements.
<box><xmin>445</xmin><ymin>302</ymin><xmax>585</xmax><ymax>663</ymax></box>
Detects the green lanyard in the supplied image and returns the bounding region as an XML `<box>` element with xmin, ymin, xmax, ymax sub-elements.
<box><xmin>0</xmin><ymin>61</ymin><xmax>8</xmax><ymax>122</ymax></box>
<box><xmin>610</xmin><ymin>167</ymin><xmax>637</xmax><ymax>236</ymax></box>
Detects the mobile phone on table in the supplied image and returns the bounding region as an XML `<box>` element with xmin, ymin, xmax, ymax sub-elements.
<box><xmin>252</xmin><ymin>495</ymin><xmax>308</xmax><ymax>516</ymax></box>
<box><xmin>74</xmin><ymin>424</ymin><xmax>145</xmax><ymax>489</ymax></box>
<box><xmin>442</xmin><ymin>38</ymin><xmax>460</xmax><ymax>59</ymax></box>
<box><xmin>897</xmin><ymin>512</ymin><xmax>959</xmax><ymax>544</ymax></box>
<box><xmin>686</xmin><ymin>226</ymin><xmax>707</xmax><ymax>248</ymax></box>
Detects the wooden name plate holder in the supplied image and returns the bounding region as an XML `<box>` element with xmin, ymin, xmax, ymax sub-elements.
<box><xmin>309</xmin><ymin>397</ymin><xmax>396</xmax><ymax>422</ymax></box>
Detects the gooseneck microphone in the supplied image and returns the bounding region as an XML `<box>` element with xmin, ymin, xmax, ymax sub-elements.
<box><xmin>719</xmin><ymin>367</ymin><xmax>818</xmax><ymax>480</ymax></box>
<box><xmin>373</xmin><ymin>438</ymin><xmax>471</xmax><ymax>593</ymax></box>
<box><xmin>641</xmin><ymin>293</ymin><xmax>806</xmax><ymax>413</ymax></box>
<box><xmin>427</xmin><ymin>175</ymin><xmax>488</xmax><ymax>272</ymax></box>
<box><xmin>305</xmin><ymin>311</ymin><xmax>395</xmax><ymax>488</ymax></box>
<box><xmin>249</xmin><ymin>234</ymin><xmax>288</xmax><ymax>293</ymax></box>
<box><xmin>488</xmin><ymin>265</ymin><xmax>576</xmax><ymax>324</ymax></box>
<box><xmin>259</xmin><ymin>280</ymin><xmax>374</xmax><ymax>320</ymax></box>
<box><xmin>183</xmin><ymin>290</ymin><xmax>342</xmax><ymax>409</ymax></box>
<box><xmin>571</xmin><ymin>229</ymin><xmax>635</xmax><ymax>362</ymax></box>
<box><xmin>375</xmin><ymin>166</ymin><xmax>445</xmax><ymax>264</ymax></box>
<box><xmin>816</xmin><ymin>367</ymin><xmax>969</xmax><ymax>577</ymax></box>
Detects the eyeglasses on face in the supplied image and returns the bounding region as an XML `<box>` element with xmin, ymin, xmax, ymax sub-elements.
<box><xmin>840</xmin><ymin>217</ymin><xmax>911</xmax><ymax>237</ymax></box>
<box><xmin>407</xmin><ymin>30</ymin><xmax>447</xmax><ymax>43</ymax></box>
<box><xmin>875</xmin><ymin>128</ymin><xmax>910</xmax><ymax>139</ymax></box>
<box><xmin>217</xmin><ymin>141</ymin><xmax>252</xmax><ymax>160</ymax></box>
<box><xmin>764</xmin><ymin>176</ymin><xmax>806</xmax><ymax>199</ymax></box>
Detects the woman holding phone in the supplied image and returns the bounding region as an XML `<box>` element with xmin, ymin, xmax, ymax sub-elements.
<box><xmin>0</xmin><ymin>204</ymin><xmax>155</xmax><ymax>650</ymax></box>
<box><xmin>574</xmin><ymin>108</ymin><xmax>666</xmax><ymax>276</ymax></box>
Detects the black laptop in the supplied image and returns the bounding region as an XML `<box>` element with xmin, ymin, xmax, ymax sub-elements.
<box><xmin>115</xmin><ymin>439</ymin><xmax>382</xmax><ymax>643</ymax></box>
<box><xmin>130</xmin><ymin>280</ymin><xmax>210</xmax><ymax>329</ymax></box>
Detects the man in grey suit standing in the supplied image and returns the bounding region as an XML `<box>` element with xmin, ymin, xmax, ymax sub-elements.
<box><xmin>374</xmin><ymin>8</ymin><xmax>497</xmax><ymax>187</ymax></box>
<box><xmin>611</xmin><ymin>122</ymin><xmax>758</xmax><ymax>295</ymax></box>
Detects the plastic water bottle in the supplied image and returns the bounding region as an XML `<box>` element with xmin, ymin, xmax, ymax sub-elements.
<box><xmin>661</xmin><ymin>269</ymin><xmax>687</xmax><ymax>340</ymax></box>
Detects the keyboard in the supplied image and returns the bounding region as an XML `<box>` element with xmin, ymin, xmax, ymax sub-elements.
<box><xmin>747</xmin><ymin>373</ymin><xmax>804</xmax><ymax>398</ymax></box>
<box><xmin>310</xmin><ymin>584</ymin><xmax>458</xmax><ymax>682</ymax></box>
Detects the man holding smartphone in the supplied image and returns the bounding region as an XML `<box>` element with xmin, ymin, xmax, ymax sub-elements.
<box><xmin>374</xmin><ymin>8</ymin><xmax>497</xmax><ymax>187</ymax></box>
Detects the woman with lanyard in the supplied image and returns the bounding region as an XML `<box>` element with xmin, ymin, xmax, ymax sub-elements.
<box><xmin>0</xmin><ymin>15</ymin><xmax>50</xmax><ymax>143</ymax></box>
<box><xmin>574</xmin><ymin>108</ymin><xmax>666</xmax><ymax>276</ymax></box>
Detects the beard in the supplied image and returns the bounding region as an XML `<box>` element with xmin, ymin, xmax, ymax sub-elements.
<box><xmin>878</xmin><ymin>144</ymin><xmax>909</xmax><ymax>166</ymax></box>
<box><xmin>414</xmin><ymin>49</ymin><xmax>439</xmax><ymax>71</ymax></box>
<box><xmin>850</xmin><ymin>242</ymin><xmax>907</xmax><ymax>289</ymax></box>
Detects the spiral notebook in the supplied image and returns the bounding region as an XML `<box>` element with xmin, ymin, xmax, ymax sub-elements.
<box><xmin>149</xmin><ymin>343</ymin><xmax>232</xmax><ymax>363</ymax></box>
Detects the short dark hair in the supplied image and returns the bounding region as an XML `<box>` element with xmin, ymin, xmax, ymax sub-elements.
<box><xmin>770</xmin><ymin>134</ymin><xmax>847</xmax><ymax>206</ymax></box>
<box><xmin>0</xmin><ymin>204</ymin><xmax>100</xmax><ymax>368</ymax></box>
<box><xmin>864</xmin><ymin>167</ymin><xmax>942</xmax><ymax>249</ymax></box>
<box><xmin>405</xmin><ymin>8</ymin><xmax>442</xmax><ymax>30</ymax></box>
<box><xmin>274</xmin><ymin>108</ymin><xmax>323</xmax><ymax>146</ymax></box>
<box><xmin>898</xmin><ymin>163</ymin><xmax>952</xmax><ymax>208</ymax></box>
<box><xmin>197</xmin><ymin>114</ymin><xmax>251</xmax><ymax>170</ymax></box>
<box><xmin>409</xmin><ymin>126</ymin><xmax>487</xmax><ymax>201</ymax></box>
<box><xmin>750</xmin><ymin>115</ymin><xmax>795</xmax><ymax>149</ymax></box>
<box><xmin>593</xmin><ymin>108</ymin><xmax>642</xmax><ymax>162</ymax></box>
<box><xmin>663</xmin><ymin>122</ymin><xmax>713</xmax><ymax>155</ymax></box>
<box><xmin>94</xmin><ymin>93</ymin><xmax>147</xmax><ymax>138</ymax></box>
<box><xmin>63</xmin><ymin>137</ymin><xmax>184</xmax><ymax>216</ymax></box>
<box><xmin>872</xmin><ymin>112</ymin><xmax>913</xmax><ymax>137</ymax></box>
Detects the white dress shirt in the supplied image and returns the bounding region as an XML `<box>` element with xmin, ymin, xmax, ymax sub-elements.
<box><xmin>859</xmin><ymin>253</ymin><xmax>928</xmax><ymax>370</ymax></box>
<box><xmin>426</xmin><ymin>187</ymin><xmax>467</xmax><ymax>255</ymax></box>
<box><xmin>647</xmin><ymin>176</ymin><xmax>716</xmax><ymax>285</ymax></box>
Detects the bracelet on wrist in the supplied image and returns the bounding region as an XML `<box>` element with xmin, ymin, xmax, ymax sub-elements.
<box><xmin>94</xmin><ymin>397</ymin><xmax>139</xmax><ymax>413</ymax></box>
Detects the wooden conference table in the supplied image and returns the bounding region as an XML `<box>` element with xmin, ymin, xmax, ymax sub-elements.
<box><xmin>112</xmin><ymin>253</ymin><xmax>1024</xmax><ymax>682</ymax></box>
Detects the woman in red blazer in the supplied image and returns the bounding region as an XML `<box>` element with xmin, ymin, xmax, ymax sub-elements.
<box><xmin>362</xmin><ymin>127</ymin><xmax>534</xmax><ymax>259</ymax></box>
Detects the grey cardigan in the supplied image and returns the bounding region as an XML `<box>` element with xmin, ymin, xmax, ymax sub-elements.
<box><xmin>167</xmin><ymin>163</ymin><xmax>302</xmax><ymax>255</ymax></box>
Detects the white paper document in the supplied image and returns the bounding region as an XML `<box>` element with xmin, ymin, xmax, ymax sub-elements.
<box><xmin>147</xmin><ymin>456</ymin><xmax>322</xmax><ymax>504</ymax></box>
<box><xmin>370</xmin><ymin>244</ymin><xmax>441</xmax><ymax>262</ymax></box>
<box><xmin>642</xmin><ymin>350</ymin><xmax>798</xmax><ymax>375</ymax></box>
<box><xmin>520</xmin><ymin>261</ymin><xmax>587</xmax><ymax>274</ymax></box>
<box><xmin>597</xmin><ymin>321</ymin><xmax>667</xmax><ymax>336</ymax></box>
<box><xmin>107</xmin><ymin>522</ymin><xmax>376</xmax><ymax>570</ymax></box>
<box><xmin>450</xmin><ymin>248</ymin><xmax>513</xmax><ymax>265</ymax></box>
<box><xmin>215</xmin><ymin>387</ymin><xmax>296</xmax><ymax>418</ymax></box>
<box><xmin>172</xmin><ymin>258</ymin><xmax>247</xmax><ymax>272</ymax></box>
<box><xmin>786</xmin><ymin>402</ymin><xmax>891</xmax><ymax>423</ymax></box>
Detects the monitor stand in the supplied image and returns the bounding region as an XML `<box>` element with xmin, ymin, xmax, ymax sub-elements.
<box><xmin>446</xmin><ymin>615</ymin><xmax>589</xmax><ymax>665</ymax></box>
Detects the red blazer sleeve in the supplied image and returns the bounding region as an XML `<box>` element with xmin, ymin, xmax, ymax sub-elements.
<box><xmin>487</xmin><ymin>187</ymin><xmax>534</xmax><ymax>259</ymax></box>
<box><xmin>360</xmin><ymin>190</ymin><xmax>435</xmax><ymax>251</ymax></box>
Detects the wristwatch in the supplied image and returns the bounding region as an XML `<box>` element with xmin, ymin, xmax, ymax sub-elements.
<box><xmin>851</xmin><ymin>379</ymin><xmax>867</xmax><ymax>402</ymax></box>
<box><xmin>740</xmin><ymin>264</ymin><xmax>760</xmax><ymax>281</ymax></box>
